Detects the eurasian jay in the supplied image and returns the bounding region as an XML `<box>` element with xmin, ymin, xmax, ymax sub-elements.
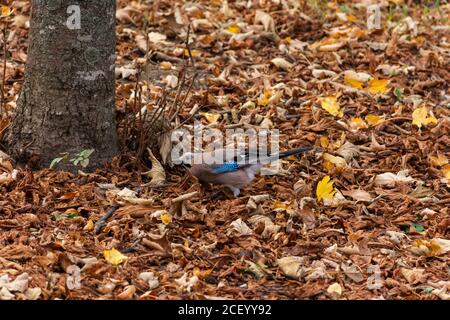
<box><xmin>179</xmin><ymin>146</ymin><xmax>312</xmax><ymax>196</ymax></box>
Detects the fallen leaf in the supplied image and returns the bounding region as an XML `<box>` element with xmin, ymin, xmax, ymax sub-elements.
<box><xmin>146</xmin><ymin>148</ymin><xmax>166</xmax><ymax>185</ymax></box>
<box><xmin>412</xmin><ymin>106</ymin><xmax>438</xmax><ymax>129</ymax></box>
<box><xmin>229</xmin><ymin>218</ymin><xmax>253</xmax><ymax>236</ymax></box>
<box><xmin>367</xmin><ymin>79</ymin><xmax>389</xmax><ymax>94</ymax></box>
<box><xmin>350</xmin><ymin>117</ymin><xmax>368</xmax><ymax>130</ymax></box>
<box><xmin>341</xmin><ymin>262</ymin><xmax>364</xmax><ymax>283</ymax></box>
<box><xmin>374</xmin><ymin>170</ymin><xmax>415</xmax><ymax>186</ymax></box>
<box><xmin>83</xmin><ymin>220</ymin><xmax>94</xmax><ymax>231</ymax></box>
<box><xmin>116</xmin><ymin>285</ymin><xmax>136</xmax><ymax>300</ymax></box>
<box><xmin>400</xmin><ymin>268</ymin><xmax>425</xmax><ymax>284</ymax></box>
<box><xmin>161</xmin><ymin>212</ymin><xmax>172</xmax><ymax>225</ymax></box>
<box><xmin>103</xmin><ymin>248</ymin><xmax>128</xmax><ymax>265</ymax></box>
<box><xmin>316</xmin><ymin>176</ymin><xmax>336</xmax><ymax>202</ymax></box>
<box><xmin>226</xmin><ymin>25</ymin><xmax>240</xmax><ymax>33</ymax></box>
<box><xmin>323</xmin><ymin>153</ymin><xmax>347</xmax><ymax>171</ymax></box>
<box><xmin>365</xmin><ymin>114</ymin><xmax>385</xmax><ymax>126</ymax></box>
<box><xmin>429</xmin><ymin>154</ymin><xmax>448</xmax><ymax>167</ymax></box>
<box><xmin>1</xmin><ymin>6</ymin><xmax>13</xmax><ymax>17</ymax></box>
<box><xmin>271</xmin><ymin>57</ymin><xmax>293</xmax><ymax>71</ymax></box>
<box><xmin>273</xmin><ymin>201</ymin><xmax>295</xmax><ymax>214</ymax></box>
<box><xmin>327</xmin><ymin>282</ymin><xmax>342</xmax><ymax>295</ymax></box>
<box><xmin>148</xmin><ymin>32</ymin><xmax>167</xmax><ymax>43</ymax></box>
<box><xmin>319</xmin><ymin>95</ymin><xmax>343</xmax><ymax>117</ymax></box>
<box><xmin>175</xmin><ymin>273</ymin><xmax>199</xmax><ymax>293</ymax></box>
<box><xmin>410</xmin><ymin>238</ymin><xmax>450</xmax><ymax>257</ymax></box>
<box><xmin>160</xmin><ymin>61</ymin><xmax>172</xmax><ymax>70</ymax></box>
<box><xmin>247</xmin><ymin>215</ymin><xmax>280</xmax><ymax>238</ymax></box>
<box><xmin>254</xmin><ymin>10</ymin><xmax>275</xmax><ymax>32</ymax></box>
<box><xmin>344</xmin><ymin>70</ymin><xmax>371</xmax><ymax>89</ymax></box>
<box><xmin>277</xmin><ymin>256</ymin><xmax>307</xmax><ymax>280</ymax></box>
<box><xmin>442</xmin><ymin>164</ymin><xmax>450</xmax><ymax>179</ymax></box>
<box><xmin>139</xmin><ymin>272</ymin><xmax>159</xmax><ymax>290</ymax></box>
<box><xmin>200</xmin><ymin>112</ymin><xmax>221</xmax><ymax>124</ymax></box>
<box><xmin>342</xmin><ymin>189</ymin><xmax>373</xmax><ymax>202</ymax></box>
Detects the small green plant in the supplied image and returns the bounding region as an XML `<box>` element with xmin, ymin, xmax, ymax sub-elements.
<box><xmin>50</xmin><ymin>149</ymin><xmax>95</xmax><ymax>169</ymax></box>
<box><xmin>70</xmin><ymin>149</ymin><xmax>95</xmax><ymax>168</ymax></box>
<box><xmin>387</xmin><ymin>5</ymin><xmax>395</xmax><ymax>21</ymax></box>
<box><xmin>401</xmin><ymin>4</ymin><xmax>409</xmax><ymax>17</ymax></box>
<box><xmin>394</xmin><ymin>88</ymin><xmax>403</xmax><ymax>101</ymax></box>
<box><xmin>339</xmin><ymin>4</ymin><xmax>349</xmax><ymax>14</ymax></box>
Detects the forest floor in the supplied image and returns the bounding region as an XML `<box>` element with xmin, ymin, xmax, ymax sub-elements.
<box><xmin>0</xmin><ymin>0</ymin><xmax>449</xmax><ymax>300</ymax></box>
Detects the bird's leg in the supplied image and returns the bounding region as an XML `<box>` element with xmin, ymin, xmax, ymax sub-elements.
<box><xmin>226</xmin><ymin>185</ymin><xmax>241</xmax><ymax>197</ymax></box>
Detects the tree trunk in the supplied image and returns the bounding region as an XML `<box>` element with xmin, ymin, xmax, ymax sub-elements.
<box><xmin>4</xmin><ymin>0</ymin><xmax>118</xmax><ymax>171</ymax></box>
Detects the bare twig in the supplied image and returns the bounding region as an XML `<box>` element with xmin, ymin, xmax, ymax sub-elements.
<box><xmin>94</xmin><ymin>206</ymin><xmax>119</xmax><ymax>235</ymax></box>
<box><xmin>1</xmin><ymin>25</ymin><xmax>7</xmax><ymax>116</ymax></box>
<box><xmin>171</xmin><ymin>191</ymin><xmax>199</xmax><ymax>203</ymax></box>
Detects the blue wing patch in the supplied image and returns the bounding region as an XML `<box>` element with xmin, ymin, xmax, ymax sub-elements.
<box><xmin>213</xmin><ymin>162</ymin><xmax>240</xmax><ymax>174</ymax></box>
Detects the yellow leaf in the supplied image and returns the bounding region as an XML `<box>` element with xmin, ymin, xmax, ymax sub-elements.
<box><xmin>442</xmin><ymin>164</ymin><xmax>450</xmax><ymax>179</ymax></box>
<box><xmin>161</xmin><ymin>212</ymin><xmax>172</xmax><ymax>225</ymax></box>
<box><xmin>193</xmin><ymin>267</ymin><xmax>213</xmax><ymax>279</ymax></box>
<box><xmin>1</xmin><ymin>6</ymin><xmax>12</xmax><ymax>17</ymax></box>
<box><xmin>327</xmin><ymin>282</ymin><xmax>342</xmax><ymax>295</ymax></box>
<box><xmin>367</xmin><ymin>79</ymin><xmax>389</xmax><ymax>94</ymax></box>
<box><xmin>83</xmin><ymin>219</ymin><xmax>94</xmax><ymax>231</ymax></box>
<box><xmin>331</xmin><ymin>132</ymin><xmax>346</xmax><ymax>149</ymax></box>
<box><xmin>316</xmin><ymin>176</ymin><xmax>336</xmax><ymax>202</ymax></box>
<box><xmin>347</xmin><ymin>14</ymin><xmax>358</xmax><ymax>23</ymax></box>
<box><xmin>273</xmin><ymin>201</ymin><xmax>295</xmax><ymax>214</ymax></box>
<box><xmin>257</xmin><ymin>89</ymin><xmax>272</xmax><ymax>107</ymax></box>
<box><xmin>344</xmin><ymin>73</ymin><xmax>364</xmax><ymax>89</ymax></box>
<box><xmin>184</xmin><ymin>49</ymin><xmax>201</xmax><ymax>57</ymax></box>
<box><xmin>200</xmin><ymin>112</ymin><xmax>221</xmax><ymax>124</ymax></box>
<box><xmin>104</xmin><ymin>248</ymin><xmax>128</xmax><ymax>265</ymax></box>
<box><xmin>160</xmin><ymin>61</ymin><xmax>172</xmax><ymax>70</ymax></box>
<box><xmin>320</xmin><ymin>136</ymin><xmax>329</xmax><ymax>148</ymax></box>
<box><xmin>345</xmin><ymin>78</ymin><xmax>364</xmax><ymax>89</ymax></box>
<box><xmin>429</xmin><ymin>154</ymin><xmax>448</xmax><ymax>167</ymax></box>
<box><xmin>410</xmin><ymin>238</ymin><xmax>450</xmax><ymax>257</ymax></box>
<box><xmin>412</xmin><ymin>106</ymin><xmax>438</xmax><ymax>129</ymax></box>
<box><xmin>350</xmin><ymin>117</ymin><xmax>368</xmax><ymax>130</ymax></box>
<box><xmin>312</xmin><ymin>37</ymin><xmax>346</xmax><ymax>52</ymax></box>
<box><xmin>365</xmin><ymin>114</ymin><xmax>385</xmax><ymax>126</ymax></box>
<box><xmin>323</xmin><ymin>153</ymin><xmax>347</xmax><ymax>169</ymax></box>
<box><xmin>283</xmin><ymin>36</ymin><xmax>292</xmax><ymax>44</ymax></box>
<box><xmin>226</xmin><ymin>25</ymin><xmax>240</xmax><ymax>33</ymax></box>
<box><xmin>319</xmin><ymin>95</ymin><xmax>343</xmax><ymax>117</ymax></box>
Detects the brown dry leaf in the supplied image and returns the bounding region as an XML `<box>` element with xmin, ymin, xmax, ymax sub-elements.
<box><xmin>248</xmin><ymin>215</ymin><xmax>280</xmax><ymax>238</ymax></box>
<box><xmin>374</xmin><ymin>170</ymin><xmax>416</xmax><ymax>186</ymax></box>
<box><xmin>342</xmin><ymin>189</ymin><xmax>373</xmax><ymax>202</ymax></box>
<box><xmin>254</xmin><ymin>10</ymin><xmax>275</xmax><ymax>32</ymax></box>
<box><xmin>116</xmin><ymin>285</ymin><xmax>136</xmax><ymax>300</ymax></box>
<box><xmin>277</xmin><ymin>256</ymin><xmax>307</xmax><ymax>280</ymax></box>
<box><xmin>146</xmin><ymin>148</ymin><xmax>166</xmax><ymax>185</ymax></box>
<box><xmin>271</xmin><ymin>58</ymin><xmax>293</xmax><ymax>71</ymax></box>
<box><xmin>229</xmin><ymin>218</ymin><xmax>253</xmax><ymax>236</ymax></box>
<box><xmin>400</xmin><ymin>268</ymin><xmax>426</xmax><ymax>284</ymax></box>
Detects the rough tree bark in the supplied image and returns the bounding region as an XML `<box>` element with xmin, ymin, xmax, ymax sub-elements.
<box><xmin>4</xmin><ymin>0</ymin><xmax>118</xmax><ymax>171</ymax></box>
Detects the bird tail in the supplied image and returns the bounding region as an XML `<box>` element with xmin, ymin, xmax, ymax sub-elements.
<box><xmin>242</xmin><ymin>146</ymin><xmax>312</xmax><ymax>164</ymax></box>
<box><xmin>277</xmin><ymin>146</ymin><xmax>312</xmax><ymax>159</ymax></box>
